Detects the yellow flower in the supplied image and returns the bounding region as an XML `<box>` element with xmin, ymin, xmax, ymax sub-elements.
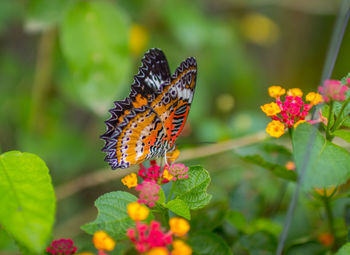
<box><xmin>127</xmin><ymin>202</ymin><xmax>149</xmax><ymax>221</ymax></box>
<box><xmin>266</xmin><ymin>120</ymin><xmax>285</xmax><ymax>138</ymax></box>
<box><xmin>162</xmin><ymin>168</ymin><xmax>174</xmax><ymax>181</ymax></box>
<box><xmin>306</xmin><ymin>92</ymin><xmax>323</xmax><ymax>105</ymax></box>
<box><xmin>121</xmin><ymin>173</ymin><xmax>138</xmax><ymax>188</ymax></box>
<box><xmin>129</xmin><ymin>24</ymin><xmax>149</xmax><ymax>56</ymax></box>
<box><xmin>268</xmin><ymin>86</ymin><xmax>285</xmax><ymax>98</ymax></box>
<box><xmin>240</xmin><ymin>13</ymin><xmax>279</xmax><ymax>46</ymax></box>
<box><xmin>287</xmin><ymin>88</ymin><xmax>303</xmax><ymax>97</ymax></box>
<box><xmin>314</xmin><ymin>186</ymin><xmax>338</xmax><ymax>197</ymax></box>
<box><xmin>147</xmin><ymin>247</ymin><xmax>169</xmax><ymax>255</ymax></box>
<box><xmin>92</xmin><ymin>231</ymin><xmax>115</xmax><ymax>251</ymax></box>
<box><xmin>166</xmin><ymin>148</ymin><xmax>180</xmax><ymax>165</ymax></box>
<box><xmin>294</xmin><ymin>119</ymin><xmax>306</xmax><ymax>128</ymax></box>
<box><xmin>169</xmin><ymin>218</ymin><xmax>190</xmax><ymax>237</ymax></box>
<box><xmin>260</xmin><ymin>102</ymin><xmax>281</xmax><ymax>117</ymax></box>
<box><xmin>172</xmin><ymin>240</ymin><xmax>192</xmax><ymax>255</ymax></box>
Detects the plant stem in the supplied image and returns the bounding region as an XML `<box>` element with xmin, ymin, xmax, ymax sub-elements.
<box><xmin>331</xmin><ymin>96</ymin><xmax>350</xmax><ymax>132</ymax></box>
<box><xmin>160</xmin><ymin>207</ymin><xmax>169</xmax><ymax>227</ymax></box>
<box><xmin>323</xmin><ymin>196</ymin><xmax>336</xmax><ymax>245</ymax></box>
<box><xmin>29</xmin><ymin>28</ymin><xmax>56</xmax><ymax>132</ymax></box>
<box><xmin>167</xmin><ymin>181</ymin><xmax>176</xmax><ymax>202</ymax></box>
<box><xmin>325</xmin><ymin>101</ymin><xmax>334</xmax><ymax>140</ymax></box>
<box><xmin>288</xmin><ymin>128</ymin><xmax>293</xmax><ymax>139</ymax></box>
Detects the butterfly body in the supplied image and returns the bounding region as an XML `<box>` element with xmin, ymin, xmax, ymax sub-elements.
<box><xmin>101</xmin><ymin>49</ymin><xmax>197</xmax><ymax>169</ymax></box>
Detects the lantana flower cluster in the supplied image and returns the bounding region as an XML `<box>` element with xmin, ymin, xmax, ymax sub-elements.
<box><xmin>261</xmin><ymin>86</ymin><xmax>323</xmax><ymax>138</ymax></box>
<box><xmin>121</xmin><ymin>159</ymin><xmax>189</xmax><ymax>207</ymax></box>
<box><xmin>318</xmin><ymin>79</ymin><xmax>348</xmax><ymax>103</ymax></box>
<box><xmin>46</xmin><ymin>238</ymin><xmax>77</xmax><ymax>255</ymax></box>
<box><xmin>127</xmin><ymin>201</ymin><xmax>192</xmax><ymax>254</ymax></box>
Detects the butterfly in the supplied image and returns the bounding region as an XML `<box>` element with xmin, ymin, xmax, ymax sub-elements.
<box><xmin>101</xmin><ymin>48</ymin><xmax>197</xmax><ymax>169</ymax></box>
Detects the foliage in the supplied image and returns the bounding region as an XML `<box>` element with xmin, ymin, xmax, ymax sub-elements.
<box><xmin>0</xmin><ymin>151</ymin><xmax>55</xmax><ymax>253</ymax></box>
<box><xmin>1</xmin><ymin>0</ymin><xmax>350</xmax><ymax>254</ymax></box>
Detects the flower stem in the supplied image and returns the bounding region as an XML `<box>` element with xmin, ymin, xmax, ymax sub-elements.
<box><xmin>323</xmin><ymin>196</ymin><xmax>336</xmax><ymax>246</ymax></box>
<box><xmin>288</xmin><ymin>128</ymin><xmax>293</xmax><ymax>139</ymax></box>
<box><xmin>325</xmin><ymin>101</ymin><xmax>334</xmax><ymax>140</ymax></box>
<box><xmin>331</xmin><ymin>96</ymin><xmax>350</xmax><ymax>132</ymax></box>
<box><xmin>167</xmin><ymin>181</ymin><xmax>176</xmax><ymax>202</ymax></box>
<box><xmin>161</xmin><ymin>207</ymin><xmax>170</xmax><ymax>228</ymax></box>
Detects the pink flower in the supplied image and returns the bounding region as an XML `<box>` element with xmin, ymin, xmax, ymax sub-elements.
<box><xmin>127</xmin><ymin>221</ymin><xmax>172</xmax><ymax>253</ymax></box>
<box><xmin>136</xmin><ymin>180</ymin><xmax>160</xmax><ymax>207</ymax></box>
<box><xmin>318</xmin><ymin>80</ymin><xmax>348</xmax><ymax>102</ymax></box>
<box><xmin>166</xmin><ymin>164</ymin><xmax>189</xmax><ymax>181</ymax></box>
<box><xmin>272</xmin><ymin>96</ymin><xmax>311</xmax><ymax>128</ymax></box>
<box><xmin>46</xmin><ymin>239</ymin><xmax>77</xmax><ymax>255</ymax></box>
<box><xmin>138</xmin><ymin>160</ymin><xmax>170</xmax><ymax>184</ymax></box>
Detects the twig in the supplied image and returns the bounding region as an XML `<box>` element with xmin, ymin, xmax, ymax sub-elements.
<box><xmin>56</xmin><ymin>165</ymin><xmax>138</xmax><ymax>200</ymax></box>
<box><xmin>29</xmin><ymin>29</ymin><xmax>56</xmax><ymax>131</ymax></box>
<box><xmin>56</xmin><ymin>131</ymin><xmax>267</xmax><ymax>200</ymax></box>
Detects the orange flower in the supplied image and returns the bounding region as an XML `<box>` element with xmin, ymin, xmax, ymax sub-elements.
<box><xmin>127</xmin><ymin>202</ymin><xmax>149</xmax><ymax>221</ymax></box>
<box><xmin>306</xmin><ymin>92</ymin><xmax>323</xmax><ymax>105</ymax></box>
<box><xmin>285</xmin><ymin>161</ymin><xmax>296</xmax><ymax>171</ymax></box>
<box><xmin>294</xmin><ymin>119</ymin><xmax>306</xmax><ymax>128</ymax></box>
<box><xmin>169</xmin><ymin>218</ymin><xmax>190</xmax><ymax>237</ymax></box>
<box><xmin>268</xmin><ymin>86</ymin><xmax>285</xmax><ymax>98</ymax></box>
<box><xmin>121</xmin><ymin>173</ymin><xmax>138</xmax><ymax>188</ymax></box>
<box><xmin>287</xmin><ymin>88</ymin><xmax>303</xmax><ymax>97</ymax></box>
<box><xmin>172</xmin><ymin>240</ymin><xmax>192</xmax><ymax>255</ymax></box>
<box><xmin>260</xmin><ymin>102</ymin><xmax>281</xmax><ymax>117</ymax></box>
<box><xmin>147</xmin><ymin>247</ymin><xmax>169</xmax><ymax>255</ymax></box>
<box><xmin>92</xmin><ymin>231</ymin><xmax>115</xmax><ymax>251</ymax></box>
<box><xmin>318</xmin><ymin>232</ymin><xmax>334</xmax><ymax>247</ymax></box>
<box><xmin>314</xmin><ymin>186</ymin><xmax>338</xmax><ymax>197</ymax></box>
<box><xmin>265</xmin><ymin>120</ymin><xmax>285</xmax><ymax>138</ymax></box>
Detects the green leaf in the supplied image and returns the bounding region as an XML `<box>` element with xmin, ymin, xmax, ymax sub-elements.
<box><xmin>235</xmin><ymin>231</ymin><xmax>276</xmax><ymax>255</ymax></box>
<box><xmin>249</xmin><ymin>218</ymin><xmax>282</xmax><ymax>237</ymax></box>
<box><xmin>226</xmin><ymin>210</ymin><xmax>247</xmax><ymax>232</ymax></box>
<box><xmin>293</xmin><ymin>123</ymin><xmax>350</xmax><ymax>190</ymax></box>
<box><xmin>26</xmin><ymin>0</ymin><xmax>75</xmax><ymax>32</ymax></box>
<box><xmin>60</xmin><ymin>1</ymin><xmax>131</xmax><ymax>115</ymax></box>
<box><xmin>158</xmin><ymin>187</ymin><xmax>166</xmax><ymax>205</ymax></box>
<box><xmin>81</xmin><ymin>191</ymin><xmax>137</xmax><ymax>240</ymax></box>
<box><xmin>242</xmin><ymin>155</ymin><xmax>297</xmax><ymax>181</ymax></box>
<box><xmin>174</xmin><ymin>166</ymin><xmax>212</xmax><ymax>210</ymax></box>
<box><xmin>341</xmin><ymin>117</ymin><xmax>350</xmax><ymax>128</ymax></box>
<box><xmin>261</xmin><ymin>143</ymin><xmax>292</xmax><ymax>156</ymax></box>
<box><xmin>336</xmin><ymin>243</ymin><xmax>350</xmax><ymax>255</ymax></box>
<box><xmin>333</xmin><ymin>129</ymin><xmax>350</xmax><ymax>143</ymax></box>
<box><xmin>189</xmin><ymin>231</ymin><xmax>232</xmax><ymax>255</ymax></box>
<box><xmin>165</xmin><ymin>199</ymin><xmax>191</xmax><ymax>220</ymax></box>
<box><xmin>0</xmin><ymin>151</ymin><xmax>55</xmax><ymax>253</ymax></box>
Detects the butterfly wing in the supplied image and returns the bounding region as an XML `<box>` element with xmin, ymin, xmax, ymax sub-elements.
<box><xmin>150</xmin><ymin>57</ymin><xmax>197</xmax><ymax>147</ymax></box>
<box><xmin>103</xmin><ymin>106</ymin><xmax>169</xmax><ymax>169</ymax></box>
<box><xmin>101</xmin><ymin>49</ymin><xmax>197</xmax><ymax>169</ymax></box>
<box><xmin>101</xmin><ymin>49</ymin><xmax>172</xmax><ymax>169</ymax></box>
<box><xmin>130</xmin><ymin>48</ymin><xmax>171</xmax><ymax>103</ymax></box>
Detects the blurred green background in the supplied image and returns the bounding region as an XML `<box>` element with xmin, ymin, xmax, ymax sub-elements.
<box><xmin>1</xmin><ymin>0</ymin><xmax>350</xmax><ymax>254</ymax></box>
